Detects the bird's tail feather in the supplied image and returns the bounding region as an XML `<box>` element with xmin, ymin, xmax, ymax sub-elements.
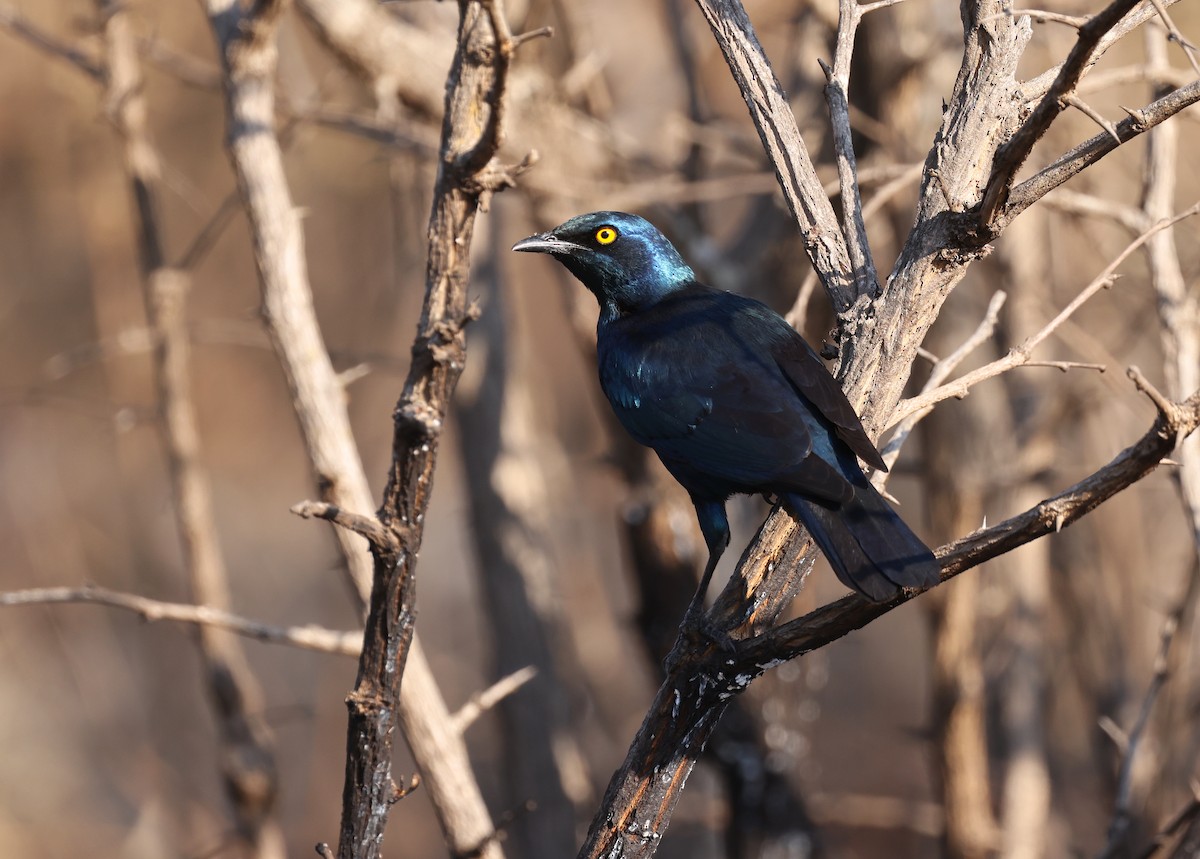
<box><xmin>785</xmin><ymin>480</ymin><xmax>940</xmax><ymax>602</ymax></box>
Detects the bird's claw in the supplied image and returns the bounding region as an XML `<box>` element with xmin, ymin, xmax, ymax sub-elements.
<box><xmin>665</xmin><ymin>606</ymin><xmax>737</xmax><ymax>669</ymax></box>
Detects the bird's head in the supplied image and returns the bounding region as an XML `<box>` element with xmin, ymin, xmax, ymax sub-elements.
<box><xmin>512</xmin><ymin>211</ymin><xmax>695</xmax><ymax>314</ymax></box>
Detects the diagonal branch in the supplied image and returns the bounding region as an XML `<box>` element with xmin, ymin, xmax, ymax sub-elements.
<box><xmin>890</xmin><ymin>203</ymin><xmax>1200</xmax><ymax>427</ymax></box>
<box><xmin>1000</xmin><ymin>79</ymin><xmax>1200</xmax><ymax>225</ymax></box>
<box><xmin>740</xmin><ymin>379</ymin><xmax>1200</xmax><ymax>669</ymax></box>
<box><xmin>0</xmin><ymin>3</ymin><xmax>103</xmax><ymax>78</ymax></box>
<box><xmin>980</xmin><ymin>0</ymin><xmax>1150</xmax><ymax>225</ymax></box>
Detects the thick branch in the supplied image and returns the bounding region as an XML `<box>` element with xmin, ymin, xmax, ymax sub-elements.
<box><xmin>336</xmin><ymin>2</ymin><xmax>518</xmax><ymax>857</ymax></box>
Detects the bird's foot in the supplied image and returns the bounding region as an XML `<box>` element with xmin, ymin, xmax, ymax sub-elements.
<box><xmin>663</xmin><ymin>606</ymin><xmax>737</xmax><ymax>673</ymax></box>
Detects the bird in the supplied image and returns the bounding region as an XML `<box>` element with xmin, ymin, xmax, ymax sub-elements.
<box><xmin>512</xmin><ymin>211</ymin><xmax>939</xmax><ymax>622</ymax></box>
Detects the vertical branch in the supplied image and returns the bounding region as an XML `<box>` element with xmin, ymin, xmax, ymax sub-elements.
<box><xmin>339</xmin><ymin>3</ymin><xmax>525</xmax><ymax>858</ymax></box>
<box><xmin>1142</xmin><ymin>26</ymin><xmax>1200</xmax><ymax>558</ymax></box>
<box><xmin>99</xmin><ymin>3</ymin><xmax>282</xmax><ymax>856</ymax></box>
<box><xmin>206</xmin><ymin>0</ymin><xmax>377</xmax><ymax>606</ymax></box>
<box><xmin>1137</xmin><ymin>21</ymin><xmax>1200</xmax><ymax>839</ymax></box>
<box><xmin>821</xmin><ymin>0</ymin><xmax>882</xmax><ymax>300</ymax></box>
<box><xmin>202</xmin><ymin>1</ymin><xmax>523</xmax><ymax>856</ymax></box>
<box><xmin>992</xmin><ymin>209</ymin><xmax>1054</xmax><ymax>859</ymax></box>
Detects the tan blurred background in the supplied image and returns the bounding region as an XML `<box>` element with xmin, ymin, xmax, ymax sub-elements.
<box><xmin>1</xmin><ymin>0</ymin><xmax>1198</xmax><ymax>857</ymax></box>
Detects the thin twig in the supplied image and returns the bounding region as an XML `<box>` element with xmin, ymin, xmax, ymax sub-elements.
<box><xmin>1001</xmin><ymin>80</ymin><xmax>1200</xmax><ymax>224</ymax></box>
<box><xmin>0</xmin><ymin>3</ymin><xmax>104</xmax><ymax>78</ymax></box>
<box><xmin>890</xmin><ymin>203</ymin><xmax>1200</xmax><ymax>427</ymax></box>
<box><xmin>290</xmin><ymin>501</ymin><xmax>398</xmax><ymax>552</ymax></box>
<box><xmin>1065</xmin><ymin>93</ymin><xmax>1123</xmax><ymax>143</ymax></box>
<box><xmin>1099</xmin><ymin>612</ymin><xmax>1183</xmax><ymax>857</ymax></box>
<box><xmin>0</xmin><ymin>586</ymin><xmax>362</xmax><ymax>655</ymax></box>
<box><xmin>449</xmin><ymin>666</ymin><xmax>539</xmax><ymax>735</ymax></box>
<box><xmin>1146</xmin><ymin>0</ymin><xmax>1200</xmax><ymax>76</ymax></box>
<box><xmin>1008</xmin><ymin>8</ymin><xmax>1088</xmax><ymax>27</ymax></box>
<box><xmin>692</xmin><ymin>0</ymin><xmax>856</xmax><ymax>311</ymax></box>
<box><xmin>879</xmin><ymin>291</ymin><xmax>1007</xmax><ymax>471</ymax></box>
<box><xmin>821</xmin><ymin>0</ymin><xmax>879</xmax><ymax>301</ymax></box>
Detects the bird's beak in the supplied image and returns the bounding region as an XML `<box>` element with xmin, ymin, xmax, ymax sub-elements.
<box><xmin>511</xmin><ymin>232</ymin><xmax>583</xmax><ymax>255</ymax></box>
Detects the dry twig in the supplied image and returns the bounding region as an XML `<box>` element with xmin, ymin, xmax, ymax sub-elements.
<box><xmin>0</xmin><ymin>586</ymin><xmax>361</xmax><ymax>655</ymax></box>
<box><xmin>890</xmin><ymin>204</ymin><xmax>1200</xmax><ymax>427</ymax></box>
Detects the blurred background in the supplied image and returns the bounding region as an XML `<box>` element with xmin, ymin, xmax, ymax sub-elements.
<box><xmin>0</xmin><ymin>0</ymin><xmax>1198</xmax><ymax>857</ymax></box>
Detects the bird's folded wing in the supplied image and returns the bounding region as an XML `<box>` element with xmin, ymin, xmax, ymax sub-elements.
<box><xmin>765</xmin><ymin>326</ymin><xmax>888</xmax><ymax>473</ymax></box>
<box><xmin>607</xmin><ymin>359</ymin><xmax>854</xmax><ymax>505</ymax></box>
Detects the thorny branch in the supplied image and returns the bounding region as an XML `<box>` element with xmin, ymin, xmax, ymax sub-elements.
<box><xmin>1001</xmin><ymin>79</ymin><xmax>1200</xmax><ymax>225</ymax></box>
<box><xmin>981</xmin><ymin>0</ymin><xmax>1156</xmax><ymax>224</ymax></box>
<box><xmin>890</xmin><ymin>204</ymin><xmax>1200</xmax><ymax>427</ymax></box>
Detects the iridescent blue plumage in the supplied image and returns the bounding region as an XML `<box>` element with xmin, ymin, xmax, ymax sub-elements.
<box><xmin>513</xmin><ymin>212</ymin><xmax>939</xmax><ymax>609</ymax></box>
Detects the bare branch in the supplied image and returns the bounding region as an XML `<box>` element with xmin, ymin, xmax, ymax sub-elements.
<box><xmin>1007</xmin><ymin>9</ymin><xmax>1088</xmax><ymax>28</ymax></box>
<box><xmin>449</xmin><ymin>666</ymin><xmax>539</xmax><ymax>735</ymax></box>
<box><xmin>890</xmin><ymin>204</ymin><xmax>1200</xmax><ymax>427</ymax></box>
<box><xmin>101</xmin><ymin>2</ymin><xmax>282</xmax><ymax>851</ymax></box>
<box><xmin>1140</xmin><ymin>27</ymin><xmax>1200</xmax><ymax>559</ymax></box>
<box><xmin>1001</xmin><ymin>80</ymin><xmax>1200</xmax><ymax>224</ymax></box>
<box><xmin>0</xmin><ymin>586</ymin><xmax>362</xmax><ymax>655</ymax></box>
<box><xmin>980</xmin><ymin>0</ymin><xmax>1153</xmax><ymax>225</ymax></box>
<box><xmin>878</xmin><ymin>290</ymin><xmax>1008</xmax><ymax>471</ymax></box>
<box><xmin>820</xmin><ymin>0</ymin><xmax>880</xmax><ymax>300</ymax></box>
<box><xmin>335</xmin><ymin>1</ymin><xmax>519</xmax><ymax>856</ymax></box>
<box><xmin>1065</xmin><ymin>93</ymin><xmax>1123</xmax><ymax>143</ymax></box>
<box><xmin>691</xmin><ymin>0</ymin><xmax>856</xmax><ymax>311</ymax></box>
<box><xmin>0</xmin><ymin>3</ymin><xmax>103</xmax><ymax>79</ymax></box>
<box><xmin>1041</xmin><ymin>188</ymin><xmax>1149</xmax><ymax>232</ymax></box>
<box><xmin>742</xmin><ymin>382</ymin><xmax>1200</xmax><ymax>668</ymax></box>
<box><xmin>1021</xmin><ymin>0</ymin><xmax>1188</xmax><ymax>100</ymax></box>
<box><xmin>1145</xmin><ymin>0</ymin><xmax>1200</xmax><ymax>76</ymax></box>
<box><xmin>290</xmin><ymin>501</ymin><xmax>398</xmax><ymax>553</ymax></box>
<box><xmin>1100</xmin><ymin>610</ymin><xmax>1185</xmax><ymax>857</ymax></box>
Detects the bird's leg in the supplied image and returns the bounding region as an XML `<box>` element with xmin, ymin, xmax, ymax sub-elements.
<box><xmin>682</xmin><ymin>546</ymin><xmax>722</xmax><ymax>631</ymax></box>
<box><xmin>678</xmin><ymin>501</ymin><xmax>735</xmax><ymax>653</ymax></box>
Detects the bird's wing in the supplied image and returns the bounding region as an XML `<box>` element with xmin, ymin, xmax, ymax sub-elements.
<box><xmin>739</xmin><ymin>312</ymin><xmax>888</xmax><ymax>473</ymax></box>
<box><xmin>601</xmin><ymin>334</ymin><xmax>853</xmax><ymax>505</ymax></box>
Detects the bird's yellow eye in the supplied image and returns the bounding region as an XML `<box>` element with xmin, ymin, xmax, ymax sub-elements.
<box><xmin>595</xmin><ymin>227</ymin><xmax>618</xmax><ymax>245</ymax></box>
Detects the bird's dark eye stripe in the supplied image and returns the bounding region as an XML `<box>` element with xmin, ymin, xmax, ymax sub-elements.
<box><xmin>595</xmin><ymin>227</ymin><xmax>618</xmax><ymax>245</ymax></box>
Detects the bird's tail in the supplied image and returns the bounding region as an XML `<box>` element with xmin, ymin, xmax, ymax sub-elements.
<box><xmin>785</xmin><ymin>476</ymin><xmax>940</xmax><ymax>602</ymax></box>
